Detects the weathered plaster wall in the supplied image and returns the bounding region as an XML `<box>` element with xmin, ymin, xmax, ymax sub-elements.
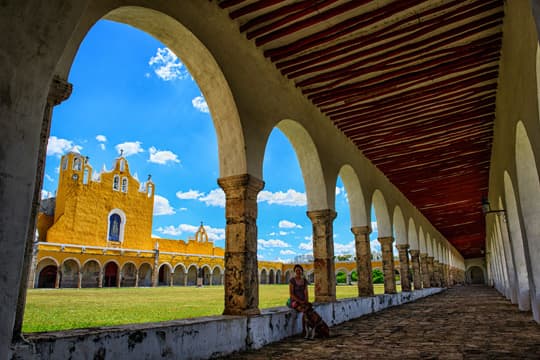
<box><xmin>10</xmin><ymin>289</ymin><xmax>443</xmax><ymax>360</ymax></box>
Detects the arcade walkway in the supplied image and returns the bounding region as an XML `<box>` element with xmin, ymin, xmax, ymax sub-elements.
<box><xmin>223</xmin><ymin>286</ymin><xmax>540</xmax><ymax>359</ymax></box>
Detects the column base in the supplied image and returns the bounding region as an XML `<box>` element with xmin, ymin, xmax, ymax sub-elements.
<box><xmin>315</xmin><ymin>295</ymin><xmax>336</xmax><ymax>303</ymax></box>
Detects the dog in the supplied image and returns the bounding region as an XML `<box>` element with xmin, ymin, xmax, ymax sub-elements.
<box><xmin>297</xmin><ymin>302</ymin><xmax>330</xmax><ymax>339</ymax></box>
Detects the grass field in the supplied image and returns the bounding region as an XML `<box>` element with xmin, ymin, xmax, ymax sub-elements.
<box><xmin>23</xmin><ymin>284</ymin><xmax>396</xmax><ymax>333</ymax></box>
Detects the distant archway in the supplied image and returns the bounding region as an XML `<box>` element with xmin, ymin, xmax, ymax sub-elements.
<box><xmin>468</xmin><ymin>266</ymin><xmax>485</xmax><ymax>284</ymax></box>
<box><xmin>103</xmin><ymin>262</ymin><xmax>119</xmax><ymax>287</ymax></box>
<box><xmin>37</xmin><ymin>265</ymin><xmax>57</xmax><ymax>288</ymax></box>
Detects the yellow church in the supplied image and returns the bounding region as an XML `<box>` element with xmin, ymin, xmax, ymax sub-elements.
<box><xmin>32</xmin><ymin>152</ymin><xmax>389</xmax><ymax>289</ymax></box>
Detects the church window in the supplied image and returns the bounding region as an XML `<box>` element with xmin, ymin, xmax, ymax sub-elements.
<box><xmin>113</xmin><ymin>175</ymin><xmax>120</xmax><ymax>191</ymax></box>
<box><xmin>73</xmin><ymin>157</ymin><xmax>82</xmax><ymax>171</ymax></box>
<box><xmin>108</xmin><ymin>214</ymin><xmax>121</xmax><ymax>241</ymax></box>
<box><xmin>121</xmin><ymin>177</ymin><xmax>128</xmax><ymax>193</ymax></box>
<box><xmin>83</xmin><ymin>168</ymin><xmax>89</xmax><ymax>185</ymax></box>
<box><xmin>120</xmin><ymin>159</ymin><xmax>125</xmax><ymax>172</ymax></box>
<box><xmin>62</xmin><ymin>157</ymin><xmax>68</xmax><ymax>170</ymax></box>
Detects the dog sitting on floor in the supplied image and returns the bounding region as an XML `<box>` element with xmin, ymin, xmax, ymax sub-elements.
<box><xmin>296</xmin><ymin>302</ymin><xmax>330</xmax><ymax>339</ymax></box>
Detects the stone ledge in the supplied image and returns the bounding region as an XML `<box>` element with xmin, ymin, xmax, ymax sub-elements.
<box><xmin>11</xmin><ymin>288</ymin><xmax>444</xmax><ymax>359</ymax></box>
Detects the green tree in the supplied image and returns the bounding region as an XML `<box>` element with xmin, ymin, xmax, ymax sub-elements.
<box><xmin>372</xmin><ymin>269</ymin><xmax>384</xmax><ymax>284</ymax></box>
<box><xmin>351</xmin><ymin>271</ymin><xmax>358</xmax><ymax>282</ymax></box>
<box><xmin>336</xmin><ymin>271</ymin><xmax>347</xmax><ymax>284</ymax></box>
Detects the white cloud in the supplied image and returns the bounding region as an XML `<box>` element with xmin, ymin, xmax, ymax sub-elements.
<box><xmin>192</xmin><ymin>96</ymin><xmax>209</xmax><ymax>113</ymax></box>
<box><xmin>179</xmin><ymin>207</ymin><xmax>187</xmax><ymax>211</ymax></box>
<box><xmin>280</xmin><ymin>249</ymin><xmax>297</xmax><ymax>255</ymax></box>
<box><xmin>148</xmin><ymin>146</ymin><xmax>180</xmax><ymax>165</ymax></box>
<box><xmin>41</xmin><ymin>190</ymin><xmax>54</xmax><ymax>199</ymax></box>
<box><xmin>96</xmin><ymin>135</ymin><xmax>107</xmax><ymax>143</ymax></box>
<box><xmin>47</xmin><ymin>136</ymin><xmax>82</xmax><ymax>156</ymax></box>
<box><xmin>148</xmin><ymin>47</ymin><xmax>188</xmax><ymax>81</ymax></box>
<box><xmin>335</xmin><ymin>186</ymin><xmax>343</xmax><ymax>196</ymax></box>
<box><xmin>153</xmin><ymin>195</ymin><xmax>176</xmax><ymax>216</ymax></box>
<box><xmin>370</xmin><ymin>239</ymin><xmax>381</xmax><ymax>252</ymax></box>
<box><xmin>299</xmin><ymin>240</ymin><xmax>313</xmax><ymax>251</ymax></box>
<box><xmin>199</xmin><ymin>189</ymin><xmax>225</xmax><ymax>207</ymax></box>
<box><xmin>334</xmin><ymin>241</ymin><xmax>355</xmax><ymax>255</ymax></box>
<box><xmin>157</xmin><ymin>223</ymin><xmax>225</xmax><ymax>241</ymax></box>
<box><xmin>258</xmin><ymin>189</ymin><xmax>306</xmax><ymax>206</ymax></box>
<box><xmin>258</xmin><ymin>239</ymin><xmax>290</xmax><ymax>248</ymax></box>
<box><xmin>152</xmin><ymin>234</ymin><xmax>161</xmax><ymax>239</ymax></box>
<box><xmin>279</xmin><ymin>231</ymin><xmax>288</xmax><ymax>236</ymax></box>
<box><xmin>279</xmin><ymin>220</ymin><xmax>302</xmax><ymax>229</ymax></box>
<box><xmin>175</xmin><ymin>188</ymin><xmax>225</xmax><ymax>207</ymax></box>
<box><xmin>115</xmin><ymin>141</ymin><xmax>144</xmax><ymax>157</ymax></box>
<box><xmin>371</xmin><ymin>221</ymin><xmax>378</xmax><ymax>233</ymax></box>
<box><xmin>176</xmin><ymin>189</ymin><xmax>204</xmax><ymax>200</ymax></box>
<box><xmin>45</xmin><ymin>174</ymin><xmax>54</xmax><ymax>182</ymax></box>
<box><xmin>100</xmin><ymin>143</ymin><xmax>106</xmax><ymax>151</ymax></box>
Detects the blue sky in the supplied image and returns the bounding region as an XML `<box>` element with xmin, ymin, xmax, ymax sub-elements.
<box><xmin>43</xmin><ymin>20</ymin><xmax>381</xmax><ymax>262</ymax></box>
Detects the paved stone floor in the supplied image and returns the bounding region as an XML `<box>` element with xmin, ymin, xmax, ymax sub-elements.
<box><xmin>221</xmin><ymin>286</ymin><xmax>540</xmax><ymax>359</ymax></box>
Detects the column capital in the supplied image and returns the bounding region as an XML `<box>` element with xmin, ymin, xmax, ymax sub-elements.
<box><xmin>351</xmin><ymin>225</ymin><xmax>371</xmax><ymax>235</ymax></box>
<box><xmin>217</xmin><ymin>174</ymin><xmax>264</xmax><ymax>194</ymax></box>
<box><xmin>420</xmin><ymin>252</ymin><xmax>428</xmax><ymax>258</ymax></box>
<box><xmin>378</xmin><ymin>236</ymin><xmax>394</xmax><ymax>245</ymax></box>
<box><xmin>396</xmin><ymin>244</ymin><xmax>410</xmax><ymax>251</ymax></box>
<box><xmin>48</xmin><ymin>75</ymin><xmax>72</xmax><ymax>105</ymax></box>
<box><xmin>306</xmin><ymin>209</ymin><xmax>337</xmax><ymax>222</ymax></box>
<box><xmin>409</xmin><ymin>249</ymin><xmax>420</xmax><ymax>257</ymax></box>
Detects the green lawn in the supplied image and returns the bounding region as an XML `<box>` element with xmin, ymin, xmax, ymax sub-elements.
<box><xmin>23</xmin><ymin>284</ymin><xmax>394</xmax><ymax>333</ymax></box>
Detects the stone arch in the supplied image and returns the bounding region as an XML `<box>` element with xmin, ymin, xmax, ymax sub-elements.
<box><xmin>285</xmin><ymin>270</ymin><xmax>293</xmax><ymax>283</ymax></box>
<box><xmin>187</xmin><ymin>265</ymin><xmax>198</xmax><ymax>286</ymax></box>
<box><xmin>200</xmin><ymin>265</ymin><xmax>212</xmax><ymax>286</ymax></box>
<box><xmin>408</xmin><ymin>218</ymin><xmax>419</xmax><ymax>250</ymax></box>
<box><xmin>103</xmin><ymin>261</ymin><xmax>119</xmax><ymax>287</ymax></box>
<box><xmin>121</xmin><ymin>262</ymin><xmax>137</xmax><ymax>287</ymax></box>
<box><xmin>276</xmin><ymin>270</ymin><xmax>282</xmax><ymax>284</ymax></box>
<box><xmin>419</xmin><ymin>227</ymin><xmax>427</xmax><ymax>253</ymax></box>
<box><xmin>260</xmin><ymin>268</ymin><xmax>268</xmax><ymax>285</ymax></box>
<box><xmin>272</xmin><ymin>120</ymin><xmax>329</xmax><ymax>211</ymax></box>
<box><xmin>504</xmin><ymin>171</ymin><xmax>531</xmax><ymax>310</ymax></box>
<box><xmin>158</xmin><ymin>263</ymin><xmax>172</xmax><ymax>286</ymax></box>
<box><xmin>268</xmin><ymin>269</ymin><xmax>275</xmax><ymax>284</ymax></box>
<box><xmin>81</xmin><ymin>260</ymin><xmax>101</xmax><ymax>288</ymax></box>
<box><xmin>60</xmin><ymin>258</ymin><xmax>80</xmax><ymax>288</ymax></box>
<box><xmin>36</xmin><ymin>258</ymin><xmax>59</xmax><ymax>288</ymax></box>
<box><xmin>426</xmin><ymin>234</ymin><xmax>434</xmax><ymax>257</ymax></box>
<box><xmin>338</xmin><ymin>165</ymin><xmax>368</xmax><ymax>227</ymax></box>
<box><xmin>393</xmin><ymin>206</ymin><xmax>407</xmax><ymax>245</ymax></box>
<box><xmin>515</xmin><ymin>121</ymin><xmax>540</xmax><ymax>320</ymax></box>
<box><xmin>173</xmin><ymin>264</ymin><xmax>187</xmax><ymax>286</ymax></box>
<box><xmin>138</xmin><ymin>263</ymin><xmax>153</xmax><ymax>287</ymax></box>
<box><xmin>467</xmin><ymin>266</ymin><xmax>486</xmax><ymax>284</ymax></box>
<box><xmin>212</xmin><ymin>266</ymin><xmax>222</xmax><ymax>285</ymax></box>
<box><xmin>56</xmin><ymin>5</ymin><xmax>247</xmax><ymax>178</ymax></box>
<box><xmin>371</xmin><ymin>190</ymin><xmax>392</xmax><ymax>237</ymax></box>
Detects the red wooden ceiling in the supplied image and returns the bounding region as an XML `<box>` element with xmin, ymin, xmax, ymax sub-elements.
<box><xmin>217</xmin><ymin>0</ymin><xmax>504</xmax><ymax>258</ymax></box>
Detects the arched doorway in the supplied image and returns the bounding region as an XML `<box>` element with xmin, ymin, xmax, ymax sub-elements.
<box><xmin>468</xmin><ymin>266</ymin><xmax>485</xmax><ymax>284</ymax></box>
<box><xmin>37</xmin><ymin>265</ymin><xmax>57</xmax><ymax>288</ymax></box>
<box><xmin>158</xmin><ymin>265</ymin><xmax>171</xmax><ymax>286</ymax></box>
<box><xmin>103</xmin><ymin>262</ymin><xmax>118</xmax><ymax>287</ymax></box>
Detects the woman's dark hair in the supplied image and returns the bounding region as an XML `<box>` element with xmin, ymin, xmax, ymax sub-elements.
<box><xmin>293</xmin><ymin>264</ymin><xmax>304</xmax><ymax>272</ymax></box>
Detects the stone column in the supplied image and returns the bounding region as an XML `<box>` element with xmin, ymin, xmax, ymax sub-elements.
<box><xmin>420</xmin><ymin>253</ymin><xmax>430</xmax><ymax>288</ymax></box>
<box><xmin>218</xmin><ymin>174</ymin><xmax>264</xmax><ymax>316</ymax></box>
<box><xmin>379</xmin><ymin>237</ymin><xmax>396</xmax><ymax>294</ymax></box>
<box><xmin>152</xmin><ymin>250</ymin><xmax>159</xmax><ymax>287</ymax></box>
<box><xmin>77</xmin><ymin>271</ymin><xmax>82</xmax><ymax>289</ymax></box>
<box><xmin>54</xmin><ymin>269</ymin><xmax>61</xmax><ymax>289</ymax></box>
<box><xmin>307</xmin><ymin>209</ymin><xmax>337</xmax><ymax>302</ymax></box>
<box><xmin>117</xmin><ymin>271</ymin><xmax>122</xmax><ymax>288</ymax></box>
<box><xmin>135</xmin><ymin>269</ymin><xmax>139</xmax><ymax>288</ymax></box>
<box><xmin>427</xmin><ymin>256</ymin><xmax>435</xmax><ymax>287</ymax></box>
<box><xmin>98</xmin><ymin>270</ymin><xmax>103</xmax><ymax>288</ymax></box>
<box><xmin>409</xmin><ymin>250</ymin><xmax>422</xmax><ymax>290</ymax></box>
<box><xmin>170</xmin><ymin>272</ymin><xmax>174</xmax><ymax>287</ymax></box>
<box><xmin>13</xmin><ymin>76</ymin><xmax>72</xmax><ymax>340</ymax></box>
<box><xmin>183</xmin><ymin>273</ymin><xmax>188</xmax><ymax>287</ymax></box>
<box><xmin>27</xmin><ymin>240</ymin><xmax>40</xmax><ymax>289</ymax></box>
<box><xmin>352</xmin><ymin>226</ymin><xmax>373</xmax><ymax>297</ymax></box>
<box><xmin>396</xmin><ymin>244</ymin><xmax>411</xmax><ymax>292</ymax></box>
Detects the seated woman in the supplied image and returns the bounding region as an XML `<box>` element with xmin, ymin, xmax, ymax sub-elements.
<box><xmin>289</xmin><ymin>264</ymin><xmax>309</xmax><ymax>311</ymax></box>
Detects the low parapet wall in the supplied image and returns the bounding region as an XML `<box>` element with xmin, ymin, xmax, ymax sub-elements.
<box><xmin>11</xmin><ymin>288</ymin><xmax>443</xmax><ymax>359</ymax></box>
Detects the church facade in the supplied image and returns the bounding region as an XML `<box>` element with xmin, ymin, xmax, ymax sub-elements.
<box><xmin>32</xmin><ymin>153</ymin><xmax>391</xmax><ymax>290</ymax></box>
